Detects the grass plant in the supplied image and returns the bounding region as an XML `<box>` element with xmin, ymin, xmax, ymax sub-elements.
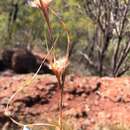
<box><xmin>4</xmin><ymin>0</ymin><xmax>71</xmax><ymax>130</ymax></box>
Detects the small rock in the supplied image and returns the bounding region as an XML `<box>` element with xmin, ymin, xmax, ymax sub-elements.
<box><xmin>76</xmin><ymin>88</ymin><xmax>84</xmax><ymax>95</ymax></box>
<box><xmin>85</xmin><ymin>105</ymin><xmax>90</xmax><ymax>112</ymax></box>
<box><xmin>106</xmin><ymin>113</ymin><xmax>112</xmax><ymax>119</ymax></box>
<box><xmin>81</xmin><ymin>93</ymin><xmax>87</xmax><ymax>98</ymax></box>
<box><xmin>64</xmin><ymin>85</ymin><xmax>76</xmax><ymax>94</ymax></box>
<box><xmin>65</xmin><ymin>94</ymin><xmax>74</xmax><ymax>101</ymax></box>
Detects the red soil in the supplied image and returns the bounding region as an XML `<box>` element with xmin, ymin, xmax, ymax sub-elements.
<box><xmin>0</xmin><ymin>74</ymin><xmax>130</xmax><ymax>130</ymax></box>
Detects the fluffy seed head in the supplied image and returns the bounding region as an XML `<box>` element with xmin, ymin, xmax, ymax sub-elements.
<box><xmin>28</xmin><ymin>0</ymin><xmax>53</xmax><ymax>8</ymax></box>
<box><xmin>50</xmin><ymin>56</ymin><xmax>69</xmax><ymax>78</ymax></box>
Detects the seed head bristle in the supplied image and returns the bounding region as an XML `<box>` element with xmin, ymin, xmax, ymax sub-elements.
<box><xmin>50</xmin><ymin>56</ymin><xmax>69</xmax><ymax>78</ymax></box>
<box><xmin>28</xmin><ymin>0</ymin><xmax>53</xmax><ymax>8</ymax></box>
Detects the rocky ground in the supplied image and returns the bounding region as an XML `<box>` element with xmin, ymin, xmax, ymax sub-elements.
<box><xmin>0</xmin><ymin>72</ymin><xmax>130</xmax><ymax>130</ymax></box>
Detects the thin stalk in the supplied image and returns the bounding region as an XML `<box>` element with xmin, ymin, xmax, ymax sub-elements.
<box><xmin>57</xmin><ymin>74</ymin><xmax>65</xmax><ymax>130</ymax></box>
<box><xmin>59</xmin><ymin>81</ymin><xmax>63</xmax><ymax>130</ymax></box>
<box><xmin>39</xmin><ymin>0</ymin><xmax>53</xmax><ymax>47</ymax></box>
<box><xmin>41</xmin><ymin>9</ymin><xmax>53</xmax><ymax>43</ymax></box>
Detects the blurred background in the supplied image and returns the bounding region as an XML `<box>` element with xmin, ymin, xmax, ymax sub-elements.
<box><xmin>1</xmin><ymin>0</ymin><xmax>130</xmax><ymax>77</ymax></box>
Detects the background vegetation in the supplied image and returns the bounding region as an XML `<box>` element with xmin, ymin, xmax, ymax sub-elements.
<box><xmin>1</xmin><ymin>0</ymin><xmax>130</xmax><ymax>76</ymax></box>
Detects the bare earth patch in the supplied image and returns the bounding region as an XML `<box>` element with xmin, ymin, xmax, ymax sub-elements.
<box><xmin>0</xmin><ymin>73</ymin><xmax>130</xmax><ymax>130</ymax></box>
